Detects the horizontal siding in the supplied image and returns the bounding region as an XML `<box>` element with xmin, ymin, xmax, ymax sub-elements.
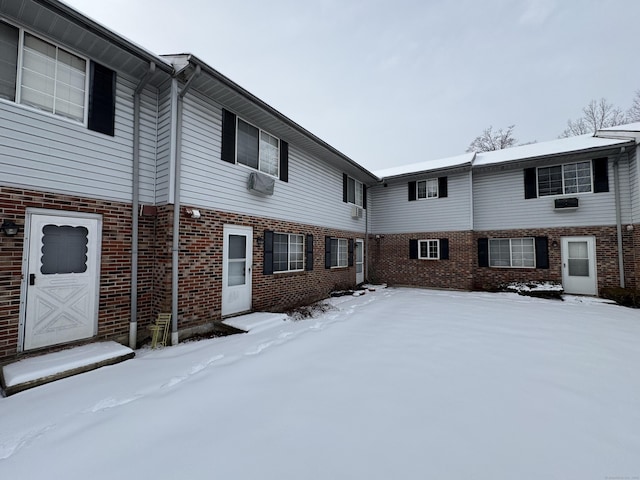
<box><xmin>630</xmin><ymin>147</ymin><xmax>640</xmax><ymax>224</ymax></box>
<box><xmin>369</xmin><ymin>171</ymin><xmax>472</xmax><ymax>233</ymax></box>
<box><xmin>155</xmin><ymin>82</ymin><xmax>173</xmax><ymax>205</ymax></box>
<box><xmin>179</xmin><ymin>91</ymin><xmax>366</xmax><ymax>231</ymax></box>
<box><xmin>473</xmin><ymin>156</ymin><xmax>633</xmax><ymax>230</ymax></box>
<box><xmin>0</xmin><ymin>76</ymin><xmax>137</xmax><ymax>201</ymax></box>
<box><xmin>138</xmin><ymin>85</ymin><xmax>159</xmax><ymax>204</ymax></box>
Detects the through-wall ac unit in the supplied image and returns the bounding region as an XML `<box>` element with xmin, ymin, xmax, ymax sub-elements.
<box><xmin>554</xmin><ymin>197</ymin><xmax>579</xmax><ymax>210</ymax></box>
<box><xmin>351</xmin><ymin>206</ymin><xmax>363</xmax><ymax>218</ymax></box>
<box><xmin>247</xmin><ymin>172</ymin><xmax>275</xmax><ymax>196</ymax></box>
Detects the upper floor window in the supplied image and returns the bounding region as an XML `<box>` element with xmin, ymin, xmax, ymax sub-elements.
<box><xmin>237</xmin><ymin>118</ymin><xmax>279</xmax><ymax>177</ymax></box>
<box><xmin>0</xmin><ymin>20</ymin><xmax>115</xmax><ymax>135</ymax></box>
<box><xmin>221</xmin><ymin>109</ymin><xmax>289</xmax><ymax>182</ymax></box>
<box><xmin>347</xmin><ymin>177</ymin><xmax>364</xmax><ymax>207</ymax></box>
<box><xmin>538</xmin><ymin>161</ymin><xmax>591</xmax><ymax>197</ymax></box>
<box><xmin>417</xmin><ymin>178</ymin><xmax>438</xmax><ymax>199</ymax></box>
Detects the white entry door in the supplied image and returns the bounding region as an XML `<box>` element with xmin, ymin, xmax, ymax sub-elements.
<box><xmin>22</xmin><ymin>211</ymin><xmax>102</xmax><ymax>351</ymax></box>
<box><xmin>355</xmin><ymin>239</ymin><xmax>365</xmax><ymax>284</ymax></box>
<box><xmin>561</xmin><ymin>236</ymin><xmax>597</xmax><ymax>295</ymax></box>
<box><xmin>222</xmin><ymin>225</ymin><xmax>253</xmax><ymax>316</ymax></box>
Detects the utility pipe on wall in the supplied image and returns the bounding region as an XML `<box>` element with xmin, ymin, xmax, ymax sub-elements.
<box><xmin>130</xmin><ymin>62</ymin><xmax>156</xmax><ymax>349</ymax></box>
<box><xmin>171</xmin><ymin>65</ymin><xmax>201</xmax><ymax>346</ymax></box>
<box><xmin>613</xmin><ymin>146</ymin><xmax>626</xmax><ymax>288</ymax></box>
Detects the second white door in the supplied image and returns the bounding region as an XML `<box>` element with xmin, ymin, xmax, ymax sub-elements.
<box><xmin>222</xmin><ymin>225</ymin><xmax>253</xmax><ymax>316</ymax></box>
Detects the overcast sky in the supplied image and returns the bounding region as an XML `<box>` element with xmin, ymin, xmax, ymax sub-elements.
<box><xmin>64</xmin><ymin>0</ymin><xmax>640</xmax><ymax>172</ymax></box>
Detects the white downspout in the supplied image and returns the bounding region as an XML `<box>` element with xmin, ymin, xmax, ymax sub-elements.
<box><xmin>613</xmin><ymin>146</ymin><xmax>626</xmax><ymax>288</ymax></box>
<box><xmin>130</xmin><ymin>62</ymin><xmax>156</xmax><ymax>349</ymax></box>
<box><xmin>171</xmin><ymin>65</ymin><xmax>201</xmax><ymax>346</ymax></box>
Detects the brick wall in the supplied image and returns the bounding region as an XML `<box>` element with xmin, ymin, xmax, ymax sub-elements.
<box><xmin>368</xmin><ymin>231</ymin><xmax>475</xmax><ymax>290</ymax></box>
<box><xmin>153</xmin><ymin>205</ymin><xmax>363</xmax><ymax>335</ymax></box>
<box><xmin>0</xmin><ymin>187</ymin><xmax>148</xmax><ymax>362</ymax></box>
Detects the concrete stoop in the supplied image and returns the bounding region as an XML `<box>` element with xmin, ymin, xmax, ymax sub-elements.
<box><xmin>1</xmin><ymin>341</ymin><xmax>134</xmax><ymax>397</ymax></box>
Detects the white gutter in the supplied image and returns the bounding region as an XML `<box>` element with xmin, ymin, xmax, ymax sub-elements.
<box><xmin>129</xmin><ymin>62</ymin><xmax>156</xmax><ymax>349</ymax></box>
<box><xmin>170</xmin><ymin>65</ymin><xmax>201</xmax><ymax>346</ymax></box>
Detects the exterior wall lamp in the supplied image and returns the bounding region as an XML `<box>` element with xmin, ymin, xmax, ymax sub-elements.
<box><xmin>1</xmin><ymin>220</ymin><xmax>19</xmax><ymax>237</ymax></box>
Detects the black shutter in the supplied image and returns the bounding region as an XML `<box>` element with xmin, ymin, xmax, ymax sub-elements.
<box><xmin>348</xmin><ymin>239</ymin><xmax>354</xmax><ymax>267</ymax></box>
<box><xmin>362</xmin><ymin>185</ymin><xmax>367</xmax><ymax>209</ymax></box>
<box><xmin>263</xmin><ymin>230</ymin><xmax>274</xmax><ymax>275</ymax></box>
<box><xmin>439</xmin><ymin>238</ymin><xmax>449</xmax><ymax>260</ymax></box>
<box><xmin>342</xmin><ymin>174</ymin><xmax>348</xmax><ymax>203</ymax></box>
<box><xmin>593</xmin><ymin>158</ymin><xmax>609</xmax><ymax>193</ymax></box>
<box><xmin>221</xmin><ymin>109</ymin><xmax>236</xmax><ymax>164</ymax></box>
<box><xmin>408</xmin><ymin>181</ymin><xmax>416</xmax><ymax>201</ymax></box>
<box><xmin>325</xmin><ymin>236</ymin><xmax>332</xmax><ymax>269</ymax></box>
<box><xmin>279</xmin><ymin>140</ymin><xmax>289</xmax><ymax>182</ymax></box>
<box><xmin>305</xmin><ymin>234</ymin><xmax>314</xmax><ymax>271</ymax></box>
<box><xmin>478</xmin><ymin>238</ymin><xmax>489</xmax><ymax>267</ymax></box>
<box><xmin>524</xmin><ymin>168</ymin><xmax>537</xmax><ymax>199</ymax></box>
<box><xmin>535</xmin><ymin>236</ymin><xmax>549</xmax><ymax>269</ymax></box>
<box><xmin>88</xmin><ymin>61</ymin><xmax>116</xmax><ymax>136</ymax></box>
<box><xmin>409</xmin><ymin>239</ymin><xmax>418</xmax><ymax>259</ymax></box>
<box><xmin>438</xmin><ymin>177</ymin><xmax>448</xmax><ymax>198</ymax></box>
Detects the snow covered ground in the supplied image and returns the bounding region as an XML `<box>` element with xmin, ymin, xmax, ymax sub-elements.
<box><xmin>1</xmin><ymin>287</ymin><xmax>639</xmax><ymax>479</ymax></box>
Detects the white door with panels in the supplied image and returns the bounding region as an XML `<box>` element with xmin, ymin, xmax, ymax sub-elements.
<box><xmin>355</xmin><ymin>239</ymin><xmax>365</xmax><ymax>284</ymax></box>
<box><xmin>22</xmin><ymin>211</ymin><xmax>102</xmax><ymax>350</ymax></box>
<box><xmin>561</xmin><ymin>236</ymin><xmax>597</xmax><ymax>295</ymax></box>
<box><xmin>222</xmin><ymin>225</ymin><xmax>253</xmax><ymax>316</ymax></box>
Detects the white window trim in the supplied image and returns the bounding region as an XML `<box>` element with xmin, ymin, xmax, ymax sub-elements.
<box><xmin>347</xmin><ymin>176</ymin><xmax>364</xmax><ymax>207</ymax></box>
<box><xmin>418</xmin><ymin>239</ymin><xmax>440</xmax><ymax>260</ymax></box>
<box><xmin>7</xmin><ymin>24</ymin><xmax>91</xmax><ymax>126</ymax></box>
<box><xmin>416</xmin><ymin>178</ymin><xmax>439</xmax><ymax>200</ymax></box>
<box><xmin>331</xmin><ymin>238</ymin><xmax>348</xmax><ymax>268</ymax></box>
<box><xmin>536</xmin><ymin>161</ymin><xmax>593</xmax><ymax>198</ymax></box>
<box><xmin>489</xmin><ymin>238</ymin><xmax>536</xmax><ymax>268</ymax></box>
<box><xmin>273</xmin><ymin>233</ymin><xmax>304</xmax><ymax>274</ymax></box>
<box><xmin>235</xmin><ymin>117</ymin><xmax>280</xmax><ymax>178</ymax></box>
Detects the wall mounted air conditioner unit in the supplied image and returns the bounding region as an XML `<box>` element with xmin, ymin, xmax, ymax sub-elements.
<box><xmin>351</xmin><ymin>206</ymin><xmax>363</xmax><ymax>218</ymax></box>
<box><xmin>554</xmin><ymin>198</ymin><xmax>579</xmax><ymax>210</ymax></box>
<box><xmin>247</xmin><ymin>172</ymin><xmax>275</xmax><ymax>196</ymax></box>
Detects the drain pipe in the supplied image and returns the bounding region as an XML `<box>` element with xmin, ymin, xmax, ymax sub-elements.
<box><xmin>613</xmin><ymin>146</ymin><xmax>626</xmax><ymax>288</ymax></box>
<box><xmin>130</xmin><ymin>62</ymin><xmax>156</xmax><ymax>349</ymax></box>
<box><xmin>171</xmin><ymin>65</ymin><xmax>201</xmax><ymax>346</ymax></box>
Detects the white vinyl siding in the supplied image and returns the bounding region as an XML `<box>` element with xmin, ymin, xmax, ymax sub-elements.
<box><xmin>0</xmin><ymin>76</ymin><xmax>158</xmax><ymax>202</ymax></box>
<box><xmin>418</xmin><ymin>239</ymin><xmax>439</xmax><ymax>259</ymax></box>
<box><xmin>473</xmin><ymin>157</ymin><xmax>632</xmax><ymax>230</ymax></box>
<box><xmin>369</xmin><ymin>171</ymin><xmax>471</xmax><ymax>233</ymax></box>
<box><xmin>331</xmin><ymin>238</ymin><xmax>348</xmax><ymax>267</ymax></box>
<box><xmin>274</xmin><ymin>233</ymin><xmax>304</xmax><ymax>272</ymax></box>
<box><xmin>178</xmin><ymin>91</ymin><xmax>367</xmax><ymax>231</ymax></box>
<box><xmin>489</xmin><ymin>238</ymin><xmax>534</xmax><ymax>268</ymax></box>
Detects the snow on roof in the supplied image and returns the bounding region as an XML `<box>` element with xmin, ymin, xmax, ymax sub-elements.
<box><xmin>374</xmin><ymin>152</ymin><xmax>475</xmax><ymax>179</ymax></box>
<box><xmin>473</xmin><ymin>134</ymin><xmax>630</xmax><ymax>167</ymax></box>
<box><xmin>598</xmin><ymin>122</ymin><xmax>640</xmax><ymax>132</ymax></box>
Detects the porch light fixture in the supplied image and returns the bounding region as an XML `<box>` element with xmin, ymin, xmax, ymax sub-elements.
<box><xmin>1</xmin><ymin>220</ymin><xmax>19</xmax><ymax>237</ymax></box>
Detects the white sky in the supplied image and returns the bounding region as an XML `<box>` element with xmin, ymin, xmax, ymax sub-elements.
<box><xmin>63</xmin><ymin>0</ymin><xmax>640</xmax><ymax>171</ymax></box>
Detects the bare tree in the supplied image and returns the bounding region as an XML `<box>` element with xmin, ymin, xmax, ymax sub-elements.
<box><xmin>560</xmin><ymin>98</ymin><xmax>627</xmax><ymax>137</ymax></box>
<box><xmin>466</xmin><ymin>125</ymin><xmax>518</xmax><ymax>152</ymax></box>
<box><xmin>627</xmin><ymin>90</ymin><xmax>640</xmax><ymax>123</ymax></box>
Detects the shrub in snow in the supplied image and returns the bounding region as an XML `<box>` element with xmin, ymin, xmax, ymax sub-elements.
<box><xmin>601</xmin><ymin>287</ymin><xmax>640</xmax><ymax>308</ymax></box>
<box><xmin>500</xmin><ymin>281</ymin><xmax>564</xmax><ymax>300</ymax></box>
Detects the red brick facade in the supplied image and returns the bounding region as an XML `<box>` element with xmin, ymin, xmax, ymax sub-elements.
<box><xmin>369</xmin><ymin>225</ymin><xmax>638</xmax><ymax>292</ymax></box>
<box><xmin>0</xmin><ymin>188</ymin><xmax>363</xmax><ymax>362</ymax></box>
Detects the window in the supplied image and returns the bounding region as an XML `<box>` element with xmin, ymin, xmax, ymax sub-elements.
<box><xmin>273</xmin><ymin>233</ymin><xmax>304</xmax><ymax>273</ymax></box>
<box><xmin>489</xmin><ymin>238</ymin><xmax>535</xmax><ymax>268</ymax></box>
<box><xmin>331</xmin><ymin>238</ymin><xmax>348</xmax><ymax>268</ymax></box>
<box><xmin>347</xmin><ymin>177</ymin><xmax>364</xmax><ymax>207</ymax></box>
<box><xmin>237</xmin><ymin>118</ymin><xmax>279</xmax><ymax>176</ymax></box>
<box><xmin>417</xmin><ymin>179</ymin><xmax>438</xmax><ymax>199</ymax></box>
<box><xmin>0</xmin><ymin>20</ymin><xmax>115</xmax><ymax>134</ymax></box>
<box><xmin>538</xmin><ymin>161</ymin><xmax>591</xmax><ymax>197</ymax></box>
<box><xmin>418</xmin><ymin>239</ymin><xmax>439</xmax><ymax>260</ymax></box>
